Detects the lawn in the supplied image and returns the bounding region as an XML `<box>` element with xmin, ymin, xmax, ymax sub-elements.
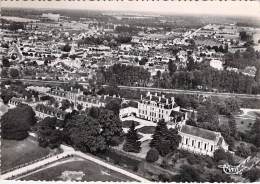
<box><xmin>122</xmin><ymin>120</ymin><xmax>140</xmax><ymax>128</ymax></box>
<box><xmin>20</xmin><ymin>156</ymin><xmax>136</xmax><ymax>182</ymax></box>
<box><xmin>219</xmin><ymin>114</ymin><xmax>255</xmax><ymax>133</ymax></box>
<box><xmin>138</xmin><ymin>126</ymin><xmax>155</xmax><ymax>134</ymax></box>
<box><xmin>1</xmin><ymin>136</ymin><xmax>51</xmax><ymax>171</ymax></box>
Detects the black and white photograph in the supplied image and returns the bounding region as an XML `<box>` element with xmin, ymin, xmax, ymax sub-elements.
<box><xmin>0</xmin><ymin>0</ymin><xmax>260</xmax><ymax>183</ymax></box>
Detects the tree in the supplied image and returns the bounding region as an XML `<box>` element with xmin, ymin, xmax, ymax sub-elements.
<box><xmin>168</xmin><ymin>59</ymin><xmax>177</xmax><ymax>75</ymax></box>
<box><xmin>150</xmin><ymin>120</ymin><xmax>181</xmax><ymax>156</ymax></box>
<box><xmin>1</xmin><ymin>104</ymin><xmax>36</xmax><ymax>140</ymax></box>
<box><xmin>37</xmin><ymin>117</ymin><xmax>62</xmax><ymax>149</ymax></box>
<box><xmin>2</xmin><ymin>57</ymin><xmax>10</xmax><ymax>67</ymax></box>
<box><xmin>66</xmin><ymin>115</ymin><xmax>107</xmax><ymax>153</ymax></box>
<box><xmin>98</xmin><ymin>109</ymin><xmax>123</xmax><ymax>146</ymax></box>
<box><xmin>235</xmin><ymin>143</ymin><xmax>251</xmax><ymax>158</ymax></box>
<box><xmin>1</xmin><ymin>89</ymin><xmax>15</xmax><ymax>104</ymax></box>
<box><xmin>225</xmin><ymin>98</ymin><xmax>240</xmax><ymax>114</ymax></box>
<box><xmin>187</xmin><ymin>56</ymin><xmax>197</xmax><ymax>71</ymax></box>
<box><xmin>255</xmin><ymin>66</ymin><xmax>260</xmax><ymax>84</ymax></box>
<box><xmin>88</xmin><ymin>107</ymin><xmax>100</xmax><ymax>119</ymax></box>
<box><xmin>60</xmin><ymin>99</ymin><xmax>71</xmax><ymax>110</ymax></box>
<box><xmin>146</xmin><ymin>148</ymin><xmax>159</xmax><ymax>163</ymax></box>
<box><xmin>123</xmin><ymin>122</ymin><xmax>141</xmax><ymax>153</ymax></box>
<box><xmin>197</xmin><ymin>103</ymin><xmax>219</xmax><ymax>131</ymax></box>
<box><xmin>173</xmin><ymin>164</ymin><xmax>203</xmax><ymax>182</ymax></box>
<box><xmin>213</xmin><ymin>148</ymin><xmax>234</xmax><ymax>164</ymax></box>
<box><xmin>251</xmin><ymin>118</ymin><xmax>260</xmax><ymax>147</ymax></box>
<box><xmin>139</xmin><ymin>57</ymin><xmax>148</xmax><ymax>65</ymax></box>
<box><xmin>105</xmin><ymin>98</ymin><xmax>122</xmax><ymax>115</ymax></box>
<box><xmin>9</xmin><ymin>68</ymin><xmax>20</xmax><ymax>78</ymax></box>
<box><xmin>242</xmin><ymin>168</ymin><xmax>260</xmax><ymax>182</ymax></box>
<box><xmin>150</xmin><ymin>119</ymin><xmax>168</xmax><ymax>148</ymax></box>
<box><xmin>61</xmin><ymin>44</ymin><xmax>71</xmax><ymax>52</ymax></box>
<box><xmin>228</xmin><ymin>115</ymin><xmax>237</xmax><ymax>137</ymax></box>
<box><xmin>77</xmin><ymin>104</ymin><xmax>83</xmax><ymax>111</ymax></box>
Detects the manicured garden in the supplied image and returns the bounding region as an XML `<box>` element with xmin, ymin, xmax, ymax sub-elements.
<box><xmin>1</xmin><ymin>136</ymin><xmax>51</xmax><ymax>171</ymax></box>
<box><xmin>20</xmin><ymin>157</ymin><xmax>136</xmax><ymax>182</ymax></box>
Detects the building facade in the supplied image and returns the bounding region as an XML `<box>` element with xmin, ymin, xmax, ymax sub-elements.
<box><xmin>137</xmin><ymin>92</ymin><xmax>186</xmax><ymax>123</ymax></box>
<box><xmin>179</xmin><ymin>125</ymin><xmax>229</xmax><ymax>157</ymax></box>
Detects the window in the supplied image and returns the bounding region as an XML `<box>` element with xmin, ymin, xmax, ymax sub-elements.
<box><xmin>198</xmin><ymin>142</ymin><xmax>200</xmax><ymax>148</ymax></box>
<box><xmin>204</xmin><ymin>143</ymin><xmax>207</xmax><ymax>150</ymax></box>
<box><xmin>192</xmin><ymin>140</ymin><xmax>194</xmax><ymax>146</ymax></box>
<box><xmin>211</xmin><ymin>145</ymin><xmax>213</xmax><ymax>152</ymax></box>
<box><xmin>186</xmin><ymin>138</ymin><xmax>188</xmax><ymax>145</ymax></box>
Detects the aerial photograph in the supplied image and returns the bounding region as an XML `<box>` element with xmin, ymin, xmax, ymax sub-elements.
<box><xmin>0</xmin><ymin>1</ymin><xmax>260</xmax><ymax>183</ymax></box>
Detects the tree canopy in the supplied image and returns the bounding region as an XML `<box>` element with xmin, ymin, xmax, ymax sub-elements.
<box><xmin>1</xmin><ymin>104</ymin><xmax>36</xmax><ymax>140</ymax></box>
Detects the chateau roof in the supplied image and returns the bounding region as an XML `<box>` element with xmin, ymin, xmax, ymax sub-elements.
<box><xmin>180</xmin><ymin>125</ymin><xmax>219</xmax><ymax>141</ymax></box>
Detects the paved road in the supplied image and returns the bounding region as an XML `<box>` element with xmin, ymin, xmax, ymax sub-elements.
<box><xmin>2</xmin><ymin>78</ymin><xmax>260</xmax><ymax>99</ymax></box>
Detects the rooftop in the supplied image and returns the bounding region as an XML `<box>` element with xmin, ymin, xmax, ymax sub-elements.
<box><xmin>180</xmin><ymin>124</ymin><xmax>220</xmax><ymax>141</ymax></box>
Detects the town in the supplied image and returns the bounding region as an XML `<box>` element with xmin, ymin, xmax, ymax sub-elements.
<box><xmin>1</xmin><ymin>6</ymin><xmax>260</xmax><ymax>183</ymax></box>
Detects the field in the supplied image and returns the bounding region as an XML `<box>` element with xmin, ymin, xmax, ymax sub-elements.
<box><xmin>20</xmin><ymin>156</ymin><xmax>136</xmax><ymax>182</ymax></box>
<box><xmin>1</xmin><ymin>136</ymin><xmax>51</xmax><ymax>171</ymax></box>
<box><xmin>219</xmin><ymin>108</ymin><xmax>260</xmax><ymax>133</ymax></box>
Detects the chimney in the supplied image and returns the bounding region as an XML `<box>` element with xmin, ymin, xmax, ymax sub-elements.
<box><xmin>171</xmin><ymin>97</ymin><xmax>175</xmax><ymax>104</ymax></box>
<box><xmin>159</xmin><ymin>96</ymin><xmax>161</xmax><ymax>102</ymax></box>
<box><xmin>141</xmin><ymin>94</ymin><xmax>143</xmax><ymax>100</ymax></box>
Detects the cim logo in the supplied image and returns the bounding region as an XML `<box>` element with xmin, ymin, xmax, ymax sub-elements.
<box><xmin>218</xmin><ymin>156</ymin><xmax>260</xmax><ymax>175</ymax></box>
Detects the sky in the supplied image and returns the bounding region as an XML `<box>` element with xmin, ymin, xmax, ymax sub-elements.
<box><xmin>1</xmin><ymin>1</ymin><xmax>260</xmax><ymax>18</ymax></box>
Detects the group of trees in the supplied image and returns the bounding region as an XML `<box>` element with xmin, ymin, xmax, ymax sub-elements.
<box><xmin>224</xmin><ymin>47</ymin><xmax>260</xmax><ymax>70</ymax></box>
<box><xmin>37</xmin><ymin>107</ymin><xmax>123</xmax><ymax>153</ymax></box>
<box><xmin>35</xmin><ymin>105</ymin><xmax>124</xmax><ymax>152</ymax></box>
<box><xmin>158</xmin><ymin>66</ymin><xmax>259</xmax><ymax>94</ymax></box>
<box><xmin>77</xmin><ymin>34</ymin><xmax>132</xmax><ymax>47</ymax></box>
<box><xmin>1</xmin><ymin>104</ymin><xmax>36</xmax><ymax>140</ymax></box>
<box><xmin>100</xmin><ymin>64</ymin><xmax>151</xmax><ymax>86</ymax></box>
<box><xmin>158</xmin><ymin>47</ymin><xmax>260</xmax><ymax>94</ymax></box>
<box><xmin>239</xmin><ymin>31</ymin><xmax>253</xmax><ymax>42</ymax></box>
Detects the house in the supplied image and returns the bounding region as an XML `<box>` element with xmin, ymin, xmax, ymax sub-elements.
<box><xmin>210</xmin><ymin>59</ymin><xmax>223</xmax><ymax>70</ymax></box>
<box><xmin>120</xmin><ymin>44</ymin><xmax>132</xmax><ymax>51</ymax></box>
<box><xmin>179</xmin><ymin>124</ymin><xmax>229</xmax><ymax>157</ymax></box>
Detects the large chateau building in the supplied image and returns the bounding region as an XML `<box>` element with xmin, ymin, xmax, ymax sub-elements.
<box><xmin>137</xmin><ymin>92</ymin><xmax>186</xmax><ymax>123</ymax></box>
